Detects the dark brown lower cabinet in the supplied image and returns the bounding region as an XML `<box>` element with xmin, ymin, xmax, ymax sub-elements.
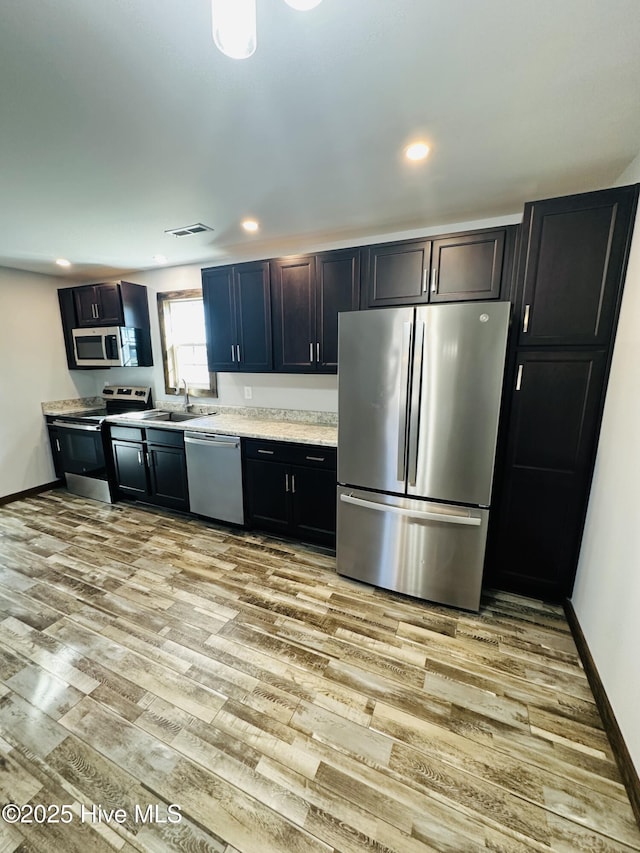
<box><xmin>110</xmin><ymin>427</ymin><xmax>189</xmax><ymax>511</ymax></box>
<box><xmin>487</xmin><ymin>350</ymin><xmax>607</xmax><ymax>600</ymax></box>
<box><xmin>243</xmin><ymin>439</ymin><xmax>336</xmax><ymax>546</ymax></box>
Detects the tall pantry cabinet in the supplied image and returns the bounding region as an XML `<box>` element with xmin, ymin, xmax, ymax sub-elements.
<box><xmin>487</xmin><ymin>185</ymin><xmax>639</xmax><ymax>601</ymax></box>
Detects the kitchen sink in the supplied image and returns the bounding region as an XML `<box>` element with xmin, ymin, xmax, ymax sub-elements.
<box><xmin>147</xmin><ymin>411</ymin><xmax>204</xmax><ymax>422</ymax></box>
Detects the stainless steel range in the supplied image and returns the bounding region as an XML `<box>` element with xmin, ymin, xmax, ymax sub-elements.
<box><xmin>47</xmin><ymin>385</ymin><xmax>153</xmax><ymax>503</ymax></box>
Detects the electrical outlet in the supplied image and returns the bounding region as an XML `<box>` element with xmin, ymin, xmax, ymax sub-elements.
<box><xmin>244</xmin><ymin>386</ymin><xmax>252</xmax><ymax>400</ymax></box>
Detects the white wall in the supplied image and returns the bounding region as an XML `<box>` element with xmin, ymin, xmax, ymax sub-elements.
<box><xmin>88</xmin><ymin>262</ymin><xmax>342</xmax><ymax>413</ymax></box>
<box><xmin>0</xmin><ymin>212</ymin><xmax>523</xmax><ymax>496</ymax></box>
<box><xmin>0</xmin><ymin>268</ymin><xmax>97</xmax><ymax>498</ymax></box>
<box><xmin>572</xmin><ymin>152</ymin><xmax>640</xmax><ymax>772</ymax></box>
<box><xmin>90</xmin><ymin>212</ymin><xmax>522</xmax><ymax>414</ymax></box>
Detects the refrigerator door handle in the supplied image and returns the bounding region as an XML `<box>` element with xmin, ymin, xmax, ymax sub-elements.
<box><xmin>397</xmin><ymin>321</ymin><xmax>413</xmax><ymax>481</ymax></box>
<box><xmin>339</xmin><ymin>493</ymin><xmax>482</xmax><ymax>526</ymax></box>
<box><xmin>407</xmin><ymin>320</ymin><xmax>424</xmax><ymax>485</ymax></box>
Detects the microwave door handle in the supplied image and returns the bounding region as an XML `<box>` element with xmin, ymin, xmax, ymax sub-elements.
<box><xmin>104</xmin><ymin>333</ymin><xmax>120</xmax><ymax>361</ymax></box>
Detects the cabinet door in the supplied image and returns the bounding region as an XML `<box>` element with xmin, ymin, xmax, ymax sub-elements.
<box><xmin>148</xmin><ymin>444</ymin><xmax>189</xmax><ymax>510</ymax></box>
<box><xmin>95</xmin><ymin>283</ymin><xmax>124</xmax><ymax>324</ymax></box>
<box><xmin>430</xmin><ymin>229</ymin><xmax>505</xmax><ymax>302</ymax></box>
<box><xmin>272</xmin><ymin>256</ymin><xmax>316</xmax><ymax>371</ymax></box>
<box><xmin>316</xmin><ymin>250</ymin><xmax>360</xmax><ymax>372</ymax></box>
<box><xmin>73</xmin><ymin>286</ymin><xmax>100</xmax><ymax>326</ymax></box>
<box><xmin>235</xmin><ymin>262</ymin><xmax>272</xmax><ymax>372</ymax></box>
<box><xmin>244</xmin><ymin>459</ymin><xmax>290</xmax><ymax>534</ymax></box>
<box><xmin>112</xmin><ymin>440</ymin><xmax>148</xmax><ymax>496</ymax></box>
<box><xmin>290</xmin><ymin>465</ymin><xmax>336</xmax><ymax>545</ymax></box>
<box><xmin>517</xmin><ymin>186</ymin><xmax>637</xmax><ymax>346</ymax></box>
<box><xmin>202</xmin><ymin>267</ymin><xmax>237</xmax><ymax>371</ymax></box>
<box><xmin>489</xmin><ymin>350</ymin><xmax>606</xmax><ymax>600</ymax></box>
<box><xmin>73</xmin><ymin>284</ymin><xmax>124</xmax><ymax>326</ymax></box>
<box><xmin>362</xmin><ymin>240</ymin><xmax>431</xmax><ymax>307</ymax></box>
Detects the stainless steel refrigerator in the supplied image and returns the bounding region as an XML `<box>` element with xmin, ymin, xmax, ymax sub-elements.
<box><xmin>337</xmin><ymin>301</ymin><xmax>510</xmax><ymax>611</ymax></box>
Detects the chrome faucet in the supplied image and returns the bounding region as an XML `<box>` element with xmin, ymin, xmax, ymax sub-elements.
<box><xmin>176</xmin><ymin>378</ymin><xmax>190</xmax><ymax>411</ymax></box>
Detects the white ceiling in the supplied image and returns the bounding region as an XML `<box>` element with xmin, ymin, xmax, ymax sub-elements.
<box><xmin>1</xmin><ymin>0</ymin><xmax>639</xmax><ymax>281</ymax></box>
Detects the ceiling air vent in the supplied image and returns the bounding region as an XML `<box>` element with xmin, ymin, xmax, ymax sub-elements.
<box><xmin>165</xmin><ymin>223</ymin><xmax>214</xmax><ymax>237</ymax></box>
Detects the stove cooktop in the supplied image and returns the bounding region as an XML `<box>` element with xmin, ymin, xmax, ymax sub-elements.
<box><xmin>51</xmin><ymin>409</ymin><xmax>108</xmax><ymax>424</ymax></box>
<box><xmin>50</xmin><ymin>387</ymin><xmax>153</xmax><ymax>425</ymax></box>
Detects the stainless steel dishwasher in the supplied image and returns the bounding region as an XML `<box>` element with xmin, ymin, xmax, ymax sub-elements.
<box><xmin>184</xmin><ymin>432</ymin><xmax>244</xmax><ymax>525</ymax></box>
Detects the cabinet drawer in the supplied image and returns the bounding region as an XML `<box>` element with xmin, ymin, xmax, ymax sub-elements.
<box><xmin>244</xmin><ymin>439</ymin><xmax>336</xmax><ymax>469</ymax></box>
<box><xmin>243</xmin><ymin>439</ymin><xmax>292</xmax><ymax>464</ymax></box>
<box><xmin>146</xmin><ymin>427</ymin><xmax>184</xmax><ymax>447</ymax></box>
<box><xmin>288</xmin><ymin>445</ymin><xmax>336</xmax><ymax>470</ymax></box>
<box><xmin>110</xmin><ymin>426</ymin><xmax>144</xmax><ymax>442</ymax></box>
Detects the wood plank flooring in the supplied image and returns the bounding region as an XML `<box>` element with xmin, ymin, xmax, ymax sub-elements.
<box><xmin>0</xmin><ymin>489</ymin><xmax>638</xmax><ymax>852</ymax></box>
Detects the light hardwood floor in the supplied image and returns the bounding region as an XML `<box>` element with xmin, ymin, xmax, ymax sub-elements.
<box><xmin>0</xmin><ymin>490</ymin><xmax>638</xmax><ymax>852</ymax></box>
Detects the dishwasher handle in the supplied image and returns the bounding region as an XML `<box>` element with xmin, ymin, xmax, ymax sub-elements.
<box><xmin>184</xmin><ymin>432</ymin><xmax>240</xmax><ymax>449</ymax></box>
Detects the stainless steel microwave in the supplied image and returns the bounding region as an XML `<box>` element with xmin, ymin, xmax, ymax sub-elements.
<box><xmin>71</xmin><ymin>326</ymin><xmax>141</xmax><ymax>367</ymax></box>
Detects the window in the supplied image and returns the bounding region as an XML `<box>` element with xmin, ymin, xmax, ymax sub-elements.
<box><xmin>157</xmin><ymin>289</ymin><xmax>217</xmax><ymax>397</ymax></box>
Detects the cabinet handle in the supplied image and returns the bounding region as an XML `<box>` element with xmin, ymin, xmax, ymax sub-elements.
<box><xmin>309</xmin><ymin>343</ymin><xmax>314</xmax><ymax>363</ymax></box>
<box><xmin>291</xmin><ymin>474</ymin><xmax>296</xmax><ymax>494</ymax></box>
<box><xmin>316</xmin><ymin>342</ymin><xmax>320</xmax><ymax>363</ymax></box>
<box><xmin>422</xmin><ymin>269</ymin><xmax>428</xmax><ymax>293</ymax></box>
<box><xmin>522</xmin><ymin>304</ymin><xmax>530</xmax><ymax>333</ymax></box>
<box><xmin>257</xmin><ymin>449</ymin><xmax>274</xmax><ymax>455</ymax></box>
<box><xmin>55</xmin><ymin>438</ymin><xmax>61</xmax><ymax>452</ymax></box>
<box><xmin>285</xmin><ymin>473</ymin><xmax>290</xmax><ymax>492</ymax></box>
<box><xmin>137</xmin><ymin>450</ymin><xmax>143</xmax><ymax>464</ymax></box>
<box><xmin>515</xmin><ymin>364</ymin><xmax>523</xmax><ymax>391</ymax></box>
<box><xmin>431</xmin><ymin>268</ymin><xmax>438</xmax><ymax>294</ymax></box>
<box><xmin>231</xmin><ymin>345</ymin><xmax>235</xmax><ymax>362</ymax></box>
<box><xmin>236</xmin><ymin>344</ymin><xmax>241</xmax><ymax>362</ymax></box>
<box><xmin>305</xmin><ymin>455</ymin><xmax>324</xmax><ymax>462</ymax></box>
<box><xmin>91</xmin><ymin>303</ymin><xmax>96</xmax><ymax>319</ymax></box>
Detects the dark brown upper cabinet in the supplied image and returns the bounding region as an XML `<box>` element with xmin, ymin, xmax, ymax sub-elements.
<box><xmin>316</xmin><ymin>249</ymin><xmax>360</xmax><ymax>371</ymax></box>
<box><xmin>74</xmin><ymin>282</ymin><xmax>126</xmax><ymax>326</ymax></box>
<box><xmin>361</xmin><ymin>239</ymin><xmax>431</xmax><ymax>307</ymax></box>
<box><xmin>202</xmin><ymin>261</ymin><xmax>272</xmax><ymax>373</ymax></box>
<box><xmin>58</xmin><ymin>280</ymin><xmax>152</xmax><ymax>369</ymax></box>
<box><xmin>272</xmin><ymin>249</ymin><xmax>360</xmax><ymax>373</ymax></box>
<box><xmin>517</xmin><ymin>186</ymin><xmax>638</xmax><ymax>346</ymax></box>
<box><xmin>361</xmin><ymin>227</ymin><xmax>514</xmax><ymax>308</ymax></box>
<box><xmin>430</xmin><ymin>229</ymin><xmax>507</xmax><ymax>302</ymax></box>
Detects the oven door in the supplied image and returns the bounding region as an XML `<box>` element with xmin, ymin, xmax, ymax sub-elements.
<box><xmin>51</xmin><ymin>421</ymin><xmax>107</xmax><ymax>477</ymax></box>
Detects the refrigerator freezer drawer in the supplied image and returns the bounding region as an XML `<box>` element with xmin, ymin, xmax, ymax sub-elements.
<box><xmin>336</xmin><ymin>487</ymin><xmax>489</xmax><ymax>610</ymax></box>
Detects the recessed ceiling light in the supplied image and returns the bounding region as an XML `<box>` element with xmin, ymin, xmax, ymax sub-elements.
<box><xmin>242</xmin><ymin>219</ymin><xmax>259</xmax><ymax>232</ymax></box>
<box><xmin>405</xmin><ymin>142</ymin><xmax>430</xmax><ymax>162</ymax></box>
<box><xmin>55</xmin><ymin>258</ymin><xmax>71</xmax><ymax>267</ymax></box>
<box><xmin>153</xmin><ymin>255</ymin><xmax>168</xmax><ymax>264</ymax></box>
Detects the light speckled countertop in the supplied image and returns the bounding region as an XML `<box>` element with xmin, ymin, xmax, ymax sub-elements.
<box><xmin>42</xmin><ymin>398</ymin><xmax>338</xmax><ymax>447</ymax></box>
<box><xmin>108</xmin><ymin>412</ymin><xmax>337</xmax><ymax>447</ymax></box>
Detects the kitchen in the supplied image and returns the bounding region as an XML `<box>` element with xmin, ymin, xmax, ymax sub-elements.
<box><xmin>1</xmin><ymin>1</ymin><xmax>640</xmax><ymax>850</ymax></box>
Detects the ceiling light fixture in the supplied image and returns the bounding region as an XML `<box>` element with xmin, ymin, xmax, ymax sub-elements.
<box><xmin>212</xmin><ymin>0</ymin><xmax>322</xmax><ymax>59</ymax></box>
<box><xmin>55</xmin><ymin>258</ymin><xmax>71</xmax><ymax>267</ymax></box>
<box><xmin>284</xmin><ymin>0</ymin><xmax>322</xmax><ymax>9</ymax></box>
<box><xmin>242</xmin><ymin>219</ymin><xmax>259</xmax><ymax>232</ymax></box>
<box><xmin>405</xmin><ymin>142</ymin><xmax>430</xmax><ymax>162</ymax></box>
<box><xmin>211</xmin><ymin>0</ymin><xmax>257</xmax><ymax>60</ymax></box>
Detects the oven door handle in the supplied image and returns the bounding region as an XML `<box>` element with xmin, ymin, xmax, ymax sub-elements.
<box><xmin>51</xmin><ymin>420</ymin><xmax>103</xmax><ymax>432</ymax></box>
